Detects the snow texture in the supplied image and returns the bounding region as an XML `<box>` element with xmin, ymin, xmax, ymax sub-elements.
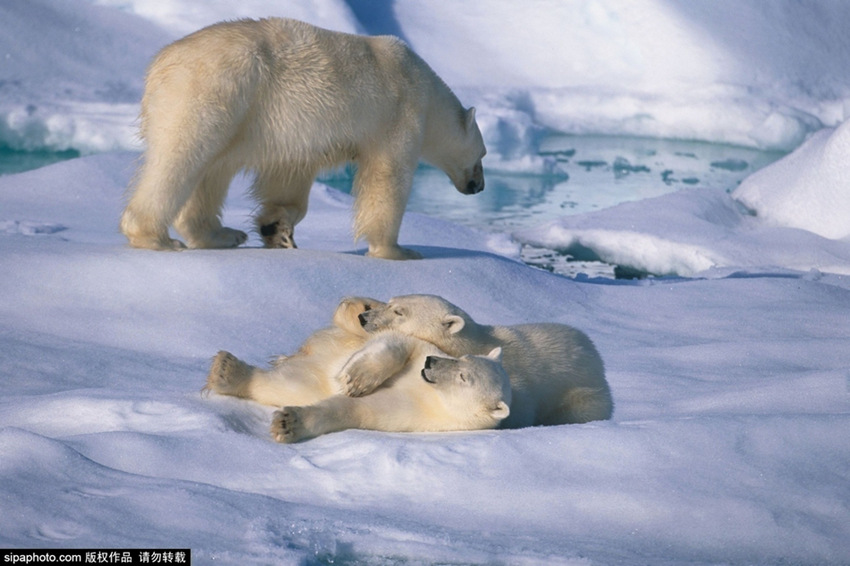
<box><xmin>2</xmin><ymin>1</ymin><xmax>850</xmax><ymax>564</ymax></box>
<box><xmin>3</xmin><ymin>151</ymin><xmax>850</xmax><ymax>565</ymax></box>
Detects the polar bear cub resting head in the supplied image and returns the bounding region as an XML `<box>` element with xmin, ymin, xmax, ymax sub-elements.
<box><xmin>275</xmin><ymin>346</ymin><xmax>510</xmax><ymax>443</ymax></box>
<box><xmin>357</xmin><ymin>294</ymin><xmax>614</xmax><ymax>427</ymax></box>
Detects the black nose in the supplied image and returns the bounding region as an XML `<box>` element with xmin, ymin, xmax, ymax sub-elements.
<box><xmin>424</xmin><ymin>356</ymin><xmax>433</xmax><ymax>369</ymax></box>
<box><xmin>466</xmin><ymin>180</ymin><xmax>483</xmax><ymax>194</ymax></box>
<box><xmin>358</xmin><ymin>313</ymin><xmax>368</xmax><ymax>327</ymax></box>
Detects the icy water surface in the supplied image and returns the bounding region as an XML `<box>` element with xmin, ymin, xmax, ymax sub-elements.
<box><xmin>404</xmin><ymin>135</ymin><xmax>783</xmax><ymax>230</ymax></box>
<box><xmin>331</xmin><ymin>135</ymin><xmax>785</xmax><ymax>277</ymax></box>
<box><xmin>2</xmin><ymin>136</ymin><xmax>784</xmax><ymax>277</ymax></box>
<box><xmin>0</xmin><ymin>147</ymin><xmax>80</xmax><ymax>176</ymax></box>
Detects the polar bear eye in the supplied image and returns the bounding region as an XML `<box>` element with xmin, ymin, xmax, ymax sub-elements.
<box><xmin>458</xmin><ymin>373</ymin><xmax>467</xmax><ymax>383</ymax></box>
<box><xmin>393</xmin><ymin>309</ymin><xmax>405</xmax><ymax>317</ymax></box>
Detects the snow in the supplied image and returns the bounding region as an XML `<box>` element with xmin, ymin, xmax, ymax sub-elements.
<box><xmin>3</xmin><ymin>1</ymin><xmax>850</xmax><ymax>564</ymax></box>
<box><xmin>3</xmin><ymin>152</ymin><xmax>850</xmax><ymax>564</ymax></box>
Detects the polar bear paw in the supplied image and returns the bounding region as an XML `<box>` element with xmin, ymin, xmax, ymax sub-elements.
<box><xmin>204</xmin><ymin>350</ymin><xmax>253</xmax><ymax>397</ymax></box>
<box><xmin>259</xmin><ymin>220</ymin><xmax>297</xmax><ymax>249</ymax></box>
<box><xmin>125</xmin><ymin>233</ymin><xmax>187</xmax><ymax>251</ymax></box>
<box><xmin>271</xmin><ymin>407</ymin><xmax>306</xmax><ymax>443</ymax></box>
<box><xmin>366</xmin><ymin>245</ymin><xmax>422</xmax><ymax>260</ymax></box>
<box><xmin>202</xmin><ymin>227</ymin><xmax>248</xmax><ymax>249</ymax></box>
<box><xmin>338</xmin><ymin>358</ymin><xmax>385</xmax><ymax>397</ymax></box>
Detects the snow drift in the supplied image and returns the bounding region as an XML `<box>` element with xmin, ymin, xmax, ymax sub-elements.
<box><xmin>2</xmin><ymin>152</ymin><xmax>850</xmax><ymax>564</ymax></box>
<box><xmin>733</xmin><ymin>119</ymin><xmax>850</xmax><ymax>240</ymax></box>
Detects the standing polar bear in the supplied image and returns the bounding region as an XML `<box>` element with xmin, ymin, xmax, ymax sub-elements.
<box><xmin>120</xmin><ymin>18</ymin><xmax>486</xmax><ymax>259</ymax></box>
<box><xmin>356</xmin><ymin>294</ymin><xmax>613</xmax><ymax>427</ymax></box>
<box><xmin>204</xmin><ymin>297</ymin><xmax>511</xmax><ymax>443</ymax></box>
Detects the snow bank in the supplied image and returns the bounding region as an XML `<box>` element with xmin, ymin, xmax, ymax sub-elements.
<box><xmin>5</xmin><ymin>0</ymin><xmax>850</xmax><ymax>158</ymax></box>
<box><xmin>2</xmin><ymin>152</ymin><xmax>850</xmax><ymax>564</ymax></box>
<box><xmin>0</xmin><ymin>0</ymin><xmax>170</xmax><ymax>152</ymax></box>
<box><xmin>380</xmin><ymin>0</ymin><xmax>850</xmax><ymax>152</ymax></box>
<box><xmin>515</xmin><ymin>187</ymin><xmax>850</xmax><ymax>278</ymax></box>
<box><xmin>733</xmin><ymin>120</ymin><xmax>850</xmax><ymax>240</ymax></box>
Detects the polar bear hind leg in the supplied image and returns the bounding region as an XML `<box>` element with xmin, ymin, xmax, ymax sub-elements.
<box><xmin>174</xmin><ymin>159</ymin><xmax>248</xmax><ymax>249</ymax></box>
<box><xmin>205</xmin><ymin>351</ymin><xmax>256</xmax><ymax>398</ymax></box>
<box><xmin>121</xmin><ymin>37</ymin><xmax>257</xmax><ymax>250</ymax></box>
<box><xmin>556</xmin><ymin>387</ymin><xmax>613</xmax><ymax>425</ymax></box>
<box><xmin>252</xmin><ymin>167</ymin><xmax>313</xmax><ymax>249</ymax></box>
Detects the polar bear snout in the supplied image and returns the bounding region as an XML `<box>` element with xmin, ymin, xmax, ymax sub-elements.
<box><xmin>421</xmin><ymin>355</ymin><xmax>456</xmax><ymax>385</ymax></box>
<box><xmin>421</xmin><ymin>355</ymin><xmax>441</xmax><ymax>384</ymax></box>
<box><xmin>456</xmin><ymin>161</ymin><xmax>485</xmax><ymax>195</ymax></box>
<box><xmin>357</xmin><ymin>306</ymin><xmax>387</xmax><ymax>331</ymax></box>
<box><xmin>421</xmin><ymin>368</ymin><xmax>435</xmax><ymax>384</ymax></box>
<box><xmin>358</xmin><ymin>311</ymin><xmax>371</xmax><ymax>328</ymax></box>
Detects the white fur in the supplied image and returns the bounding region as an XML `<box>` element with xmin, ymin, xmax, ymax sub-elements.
<box><xmin>120</xmin><ymin>18</ymin><xmax>486</xmax><ymax>258</ymax></box>
<box><xmin>204</xmin><ymin>297</ymin><xmax>510</xmax><ymax>443</ymax></box>
<box><xmin>358</xmin><ymin>294</ymin><xmax>614</xmax><ymax>427</ymax></box>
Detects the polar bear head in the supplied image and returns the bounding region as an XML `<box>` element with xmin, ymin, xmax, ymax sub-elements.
<box><xmin>333</xmin><ymin>296</ymin><xmax>387</xmax><ymax>336</ymax></box>
<box><xmin>421</xmin><ymin>347</ymin><xmax>511</xmax><ymax>427</ymax></box>
<box><xmin>358</xmin><ymin>294</ymin><xmax>475</xmax><ymax>353</ymax></box>
<box><xmin>426</xmin><ymin>107</ymin><xmax>486</xmax><ymax>196</ymax></box>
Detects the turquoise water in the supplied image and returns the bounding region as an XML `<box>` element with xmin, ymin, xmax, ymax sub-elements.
<box><xmin>405</xmin><ymin>135</ymin><xmax>783</xmax><ymax>232</ymax></box>
<box><xmin>1</xmin><ymin>136</ymin><xmax>784</xmax><ymax>276</ymax></box>
<box><xmin>0</xmin><ymin>147</ymin><xmax>80</xmax><ymax>176</ymax></box>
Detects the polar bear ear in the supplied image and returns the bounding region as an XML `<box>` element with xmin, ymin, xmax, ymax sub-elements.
<box><xmin>465</xmin><ymin>107</ymin><xmax>477</xmax><ymax>131</ymax></box>
<box><xmin>486</xmin><ymin>347</ymin><xmax>502</xmax><ymax>362</ymax></box>
<box><xmin>491</xmin><ymin>401</ymin><xmax>510</xmax><ymax>420</ymax></box>
<box><xmin>442</xmin><ymin>314</ymin><xmax>465</xmax><ymax>334</ymax></box>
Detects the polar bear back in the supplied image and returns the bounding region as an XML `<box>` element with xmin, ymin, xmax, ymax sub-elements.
<box><xmin>490</xmin><ymin>323</ymin><xmax>611</xmax><ymax>427</ymax></box>
<box><xmin>144</xmin><ymin>18</ymin><xmax>431</xmax><ymax>172</ymax></box>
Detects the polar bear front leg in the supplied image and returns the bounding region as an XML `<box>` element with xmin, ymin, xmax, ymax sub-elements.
<box><xmin>337</xmin><ymin>333</ymin><xmax>414</xmax><ymax>396</ymax></box>
<box><xmin>271</xmin><ymin>391</ymin><xmax>423</xmax><ymax>442</ymax></box>
<box><xmin>353</xmin><ymin>151</ymin><xmax>422</xmax><ymax>260</ymax></box>
<box><xmin>333</xmin><ymin>296</ymin><xmax>386</xmax><ymax>335</ymax></box>
<box><xmin>271</xmin><ymin>406</ymin><xmax>314</xmax><ymax>443</ymax></box>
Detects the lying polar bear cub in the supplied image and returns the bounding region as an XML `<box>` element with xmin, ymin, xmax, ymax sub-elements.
<box><xmin>205</xmin><ymin>297</ymin><xmax>511</xmax><ymax>443</ymax></box>
<box><xmin>356</xmin><ymin>294</ymin><xmax>613</xmax><ymax>427</ymax></box>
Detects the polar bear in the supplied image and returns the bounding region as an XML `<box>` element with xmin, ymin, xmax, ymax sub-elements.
<box><xmin>120</xmin><ymin>18</ymin><xmax>486</xmax><ymax>259</ymax></box>
<box><xmin>355</xmin><ymin>294</ymin><xmax>613</xmax><ymax>427</ymax></box>
<box><xmin>204</xmin><ymin>297</ymin><xmax>511</xmax><ymax>443</ymax></box>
